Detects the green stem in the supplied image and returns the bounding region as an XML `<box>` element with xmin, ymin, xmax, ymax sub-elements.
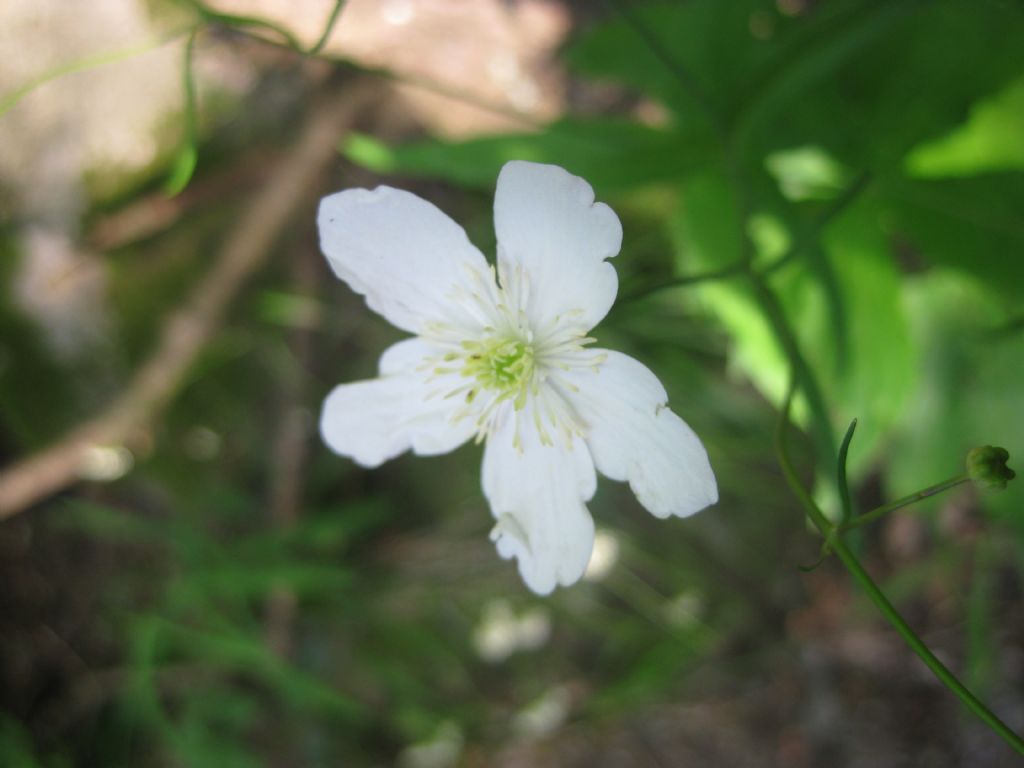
<box><xmin>830</xmin><ymin>537</ymin><xmax>1024</xmax><ymax>753</ymax></box>
<box><xmin>622</xmin><ymin>262</ymin><xmax>746</xmax><ymax>302</ymax></box>
<box><xmin>613</xmin><ymin>0</ymin><xmax>1024</xmax><ymax>753</ymax></box>
<box><xmin>179</xmin><ymin>0</ymin><xmax>302</xmax><ymax>48</ymax></box>
<box><xmin>777</xmin><ymin>380</ymin><xmax>1024</xmax><ymax>755</ymax></box>
<box><xmin>760</xmin><ymin>171</ymin><xmax>872</xmax><ymax>276</ymax></box>
<box><xmin>841</xmin><ymin>475</ymin><xmax>971</xmax><ymax>534</ymax></box>
<box><xmin>308</xmin><ymin>0</ymin><xmax>348</xmax><ymax>55</ymax></box>
<box><xmin>747</xmin><ymin>269</ymin><xmax>837</xmax><ymax>460</ymax></box>
<box><xmin>0</xmin><ymin>29</ymin><xmax>190</xmax><ymax>118</ymax></box>
<box><xmin>774</xmin><ymin>378</ymin><xmax>838</xmax><ymax>535</ymax></box>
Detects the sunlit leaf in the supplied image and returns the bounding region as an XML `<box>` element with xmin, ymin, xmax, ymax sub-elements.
<box><xmin>906</xmin><ymin>76</ymin><xmax>1024</xmax><ymax>178</ymax></box>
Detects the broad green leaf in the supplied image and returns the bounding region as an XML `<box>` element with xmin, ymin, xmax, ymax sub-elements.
<box><xmin>877</xmin><ymin>174</ymin><xmax>1024</xmax><ymax>297</ymax></box>
<box><xmin>670</xmin><ymin>172</ymin><xmax>790</xmax><ymax>414</ymax></box>
<box><xmin>906</xmin><ymin>76</ymin><xmax>1024</xmax><ymax>178</ymax></box>
<box><xmin>760</xmin><ymin>1</ymin><xmax>1024</xmax><ymax>168</ymax></box>
<box><xmin>568</xmin><ymin>0</ymin><xmax>772</xmax><ymax>121</ymax></box>
<box><xmin>732</xmin><ymin>0</ymin><xmax>911</xmax><ymax>156</ymax></box>
<box><xmin>343</xmin><ymin>117</ymin><xmax>712</xmax><ymax>193</ymax></box>
<box><xmin>764</xmin><ymin>145</ymin><xmax>850</xmax><ymax>202</ymax></box>
<box><xmin>671</xmin><ymin>172</ymin><xmax>913</xmax><ymax>473</ymax></box>
<box><xmin>814</xmin><ymin>202</ymin><xmax>915</xmax><ymax>474</ymax></box>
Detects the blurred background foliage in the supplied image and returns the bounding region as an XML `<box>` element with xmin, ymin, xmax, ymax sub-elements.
<box><xmin>1</xmin><ymin>0</ymin><xmax>1023</xmax><ymax>766</ymax></box>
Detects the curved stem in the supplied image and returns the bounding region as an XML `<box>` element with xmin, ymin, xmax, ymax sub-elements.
<box><xmin>607</xmin><ymin>0</ymin><xmax>1024</xmax><ymax>754</ymax></box>
<box><xmin>830</xmin><ymin>537</ymin><xmax>1024</xmax><ymax>753</ymax></box>
<box><xmin>747</xmin><ymin>270</ymin><xmax>837</xmax><ymax>460</ymax></box>
<box><xmin>0</xmin><ymin>29</ymin><xmax>190</xmax><ymax>118</ymax></box>
<box><xmin>181</xmin><ymin>0</ymin><xmax>303</xmax><ymax>49</ymax></box>
<box><xmin>622</xmin><ymin>262</ymin><xmax>746</xmax><ymax>302</ymax></box>
<box><xmin>776</xmin><ymin>378</ymin><xmax>1024</xmax><ymax>755</ymax></box>
<box><xmin>308</xmin><ymin>0</ymin><xmax>348</xmax><ymax>55</ymax></box>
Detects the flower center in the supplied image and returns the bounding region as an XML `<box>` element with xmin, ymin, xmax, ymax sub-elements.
<box><xmin>461</xmin><ymin>336</ymin><xmax>535</xmax><ymax>409</ymax></box>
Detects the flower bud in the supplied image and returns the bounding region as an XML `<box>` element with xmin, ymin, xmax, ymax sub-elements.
<box><xmin>966</xmin><ymin>446</ymin><xmax>1016</xmax><ymax>490</ymax></box>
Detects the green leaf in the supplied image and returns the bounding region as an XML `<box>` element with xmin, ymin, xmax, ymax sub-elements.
<box><xmin>765</xmin><ymin>1</ymin><xmax>1024</xmax><ymax>168</ymax></box>
<box><xmin>163</xmin><ymin>142</ymin><xmax>198</xmax><ymax>197</ymax></box>
<box><xmin>670</xmin><ymin>171</ymin><xmax>791</xmax><ymax>414</ymax></box>
<box><xmin>569</xmin><ymin>0</ymin><xmax>792</xmax><ymax>122</ymax></box>
<box><xmin>814</xmin><ymin>202</ymin><xmax>915</xmax><ymax>473</ymax></box>
<box><xmin>765</xmin><ymin>145</ymin><xmax>850</xmax><ymax>202</ymax></box>
<box><xmin>670</xmin><ymin>172</ymin><xmax>914</xmax><ymax>473</ymax></box>
<box><xmin>343</xmin><ymin>117</ymin><xmax>712</xmax><ymax>193</ymax></box>
<box><xmin>906</xmin><ymin>76</ymin><xmax>1024</xmax><ymax>178</ymax></box>
<box><xmin>878</xmin><ymin>174</ymin><xmax>1024</xmax><ymax>296</ymax></box>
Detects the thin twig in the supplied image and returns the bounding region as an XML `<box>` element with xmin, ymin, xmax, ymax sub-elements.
<box><xmin>841</xmin><ymin>475</ymin><xmax>971</xmax><ymax>534</ymax></box>
<box><xmin>264</xmin><ymin>240</ymin><xmax>320</xmax><ymax>659</ymax></box>
<box><xmin>0</xmin><ymin>28</ymin><xmax>192</xmax><ymax>118</ymax></box>
<box><xmin>0</xmin><ymin>77</ymin><xmax>376</xmax><ymax>519</ymax></box>
<box><xmin>308</xmin><ymin>0</ymin><xmax>348</xmax><ymax>56</ymax></box>
<box><xmin>621</xmin><ymin>262</ymin><xmax>746</xmax><ymax>303</ymax></box>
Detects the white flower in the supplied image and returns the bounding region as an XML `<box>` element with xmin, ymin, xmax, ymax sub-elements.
<box><xmin>318</xmin><ymin>161</ymin><xmax>718</xmax><ymax>595</ymax></box>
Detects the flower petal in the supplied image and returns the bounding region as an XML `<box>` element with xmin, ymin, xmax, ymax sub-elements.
<box><xmin>320</xmin><ymin>338</ymin><xmax>476</xmax><ymax>468</ymax></box>
<box><xmin>482</xmin><ymin>403</ymin><xmax>597</xmax><ymax>595</ymax></box>
<box><xmin>494</xmin><ymin>161</ymin><xmax>622</xmax><ymax>332</ymax></box>
<box><xmin>562</xmin><ymin>351</ymin><xmax>717</xmax><ymax>518</ymax></box>
<box><xmin>319</xmin><ymin>186</ymin><xmax>491</xmax><ymax>335</ymax></box>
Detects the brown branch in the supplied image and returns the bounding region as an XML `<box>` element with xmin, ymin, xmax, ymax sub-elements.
<box><xmin>264</xmin><ymin>238</ymin><xmax>320</xmax><ymax>659</ymax></box>
<box><xmin>0</xmin><ymin>76</ymin><xmax>376</xmax><ymax>519</ymax></box>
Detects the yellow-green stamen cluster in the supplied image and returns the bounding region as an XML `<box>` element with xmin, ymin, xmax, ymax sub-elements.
<box><xmin>460</xmin><ymin>336</ymin><xmax>536</xmax><ymax>409</ymax></box>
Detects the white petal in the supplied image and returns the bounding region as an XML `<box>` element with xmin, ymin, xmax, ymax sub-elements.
<box><xmin>319</xmin><ymin>186</ymin><xmax>491</xmax><ymax>335</ymax></box>
<box><xmin>320</xmin><ymin>338</ymin><xmax>475</xmax><ymax>467</ymax></box>
<box><xmin>482</xmin><ymin>403</ymin><xmax>597</xmax><ymax>595</ymax></box>
<box><xmin>494</xmin><ymin>161</ymin><xmax>622</xmax><ymax>332</ymax></box>
<box><xmin>562</xmin><ymin>351</ymin><xmax>717</xmax><ymax>518</ymax></box>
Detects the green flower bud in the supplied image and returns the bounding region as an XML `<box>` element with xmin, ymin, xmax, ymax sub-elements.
<box><xmin>966</xmin><ymin>446</ymin><xmax>1016</xmax><ymax>490</ymax></box>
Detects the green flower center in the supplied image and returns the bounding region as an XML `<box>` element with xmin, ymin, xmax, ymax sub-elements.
<box><xmin>461</xmin><ymin>336</ymin><xmax>535</xmax><ymax>408</ymax></box>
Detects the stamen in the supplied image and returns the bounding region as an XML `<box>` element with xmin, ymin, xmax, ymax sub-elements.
<box><xmin>429</xmin><ymin>274</ymin><xmax>596</xmax><ymax>447</ymax></box>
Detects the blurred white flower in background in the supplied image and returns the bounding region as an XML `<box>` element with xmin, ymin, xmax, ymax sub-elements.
<box><xmin>396</xmin><ymin>721</ymin><xmax>463</xmax><ymax>768</ymax></box>
<box><xmin>472</xmin><ymin>599</ymin><xmax>551</xmax><ymax>662</ymax></box>
<box><xmin>664</xmin><ymin>590</ymin><xmax>704</xmax><ymax>629</ymax></box>
<box><xmin>78</xmin><ymin>444</ymin><xmax>134</xmax><ymax>482</ymax></box>
<box><xmin>512</xmin><ymin>685</ymin><xmax>572</xmax><ymax>740</ymax></box>
<box><xmin>318</xmin><ymin>161</ymin><xmax>717</xmax><ymax>594</ymax></box>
